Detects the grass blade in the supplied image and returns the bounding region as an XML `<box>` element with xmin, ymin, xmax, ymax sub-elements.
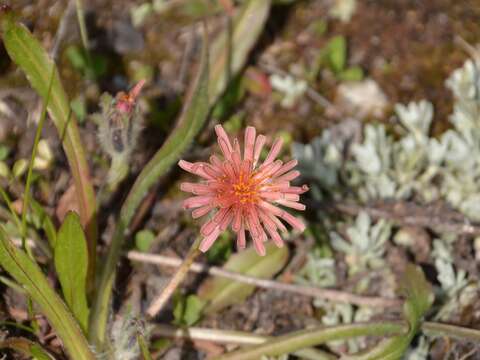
<box><xmin>209</xmin><ymin>0</ymin><xmax>271</xmax><ymax>106</ymax></box>
<box><xmin>0</xmin><ymin>6</ymin><xmax>97</xmax><ymax>284</ymax></box>
<box><xmin>0</xmin><ymin>228</ymin><xmax>95</xmax><ymax>360</ymax></box>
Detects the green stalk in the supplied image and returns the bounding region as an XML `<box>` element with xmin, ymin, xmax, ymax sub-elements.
<box><xmin>214</xmin><ymin>322</ymin><xmax>407</xmax><ymax>360</ymax></box>
<box><xmin>21</xmin><ymin>68</ymin><xmax>55</xmax><ymax>247</ymax></box>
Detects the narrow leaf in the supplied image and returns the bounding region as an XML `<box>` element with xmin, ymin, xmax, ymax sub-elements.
<box><xmin>55</xmin><ymin>211</ymin><xmax>89</xmax><ymax>333</ymax></box>
<box><xmin>209</xmin><ymin>0</ymin><xmax>271</xmax><ymax>106</ymax></box>
<box><xmin>0</xmin><ymin>228</ymin><xmax>95</xmax><ymax>360</ymax></box>
<box><xmin>198</xmin><ymin>243</ymin><xmax>289</xmax><ymax>314</ymax></box>
<box><xmin>138</xmin><ymin>332</ymin><xmax>153</xmax><ymax>360</ymax></box>
<box><xmin>0</xmin><ymin>7</ymin><xmax>97</xmax><ymax>281</ymax></box>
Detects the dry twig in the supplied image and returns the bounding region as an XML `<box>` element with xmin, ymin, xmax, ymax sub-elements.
<box><xmin>128</xmin><ymin>251</ymin><xmax>402</xmax><ymax>308</ymax></box>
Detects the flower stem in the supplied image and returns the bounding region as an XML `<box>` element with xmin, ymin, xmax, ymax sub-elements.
<box><xmin>146</xmin><ymin>237</ymin><xmax>201</xmax><ymax>318</ymax></box>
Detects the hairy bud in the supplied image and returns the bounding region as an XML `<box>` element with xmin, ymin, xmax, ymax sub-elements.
<box><xmin>95</xmin><ymin>80</ymin><xmax>145</xmax><ymax>190</ymax></box>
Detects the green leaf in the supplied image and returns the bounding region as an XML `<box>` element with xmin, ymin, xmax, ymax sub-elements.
<box><xmin>173</xmin><ymin>294</ymin><xmax>206</xmax><ymax>326</ymax></box>
<box><xmin>0</xmin><ymin>228</ymin><xmax>95</xmax><ymax>359</ymax></box>
<box><xmin>55</xmin><ymin>212</ymin><xmax>89</xmax><ymax>333</ymax></box>
<box><xmin>137</xmin><ymin>332</ymin><xmax>154</xmax><ymax>360</ymax></box>
<box><xmin>198</xmin><ymin>243</ymin><xmax>289</xmax><ymax>314</ymax></box>
<box><xmin>0</xmin><ymin>337</ymin><xmax>54</xmax><ymax>359</ymax></box>
<box><xmin>0</xmin><ymin>144</ymin><xmax>10</xmax><ymax>161</ymax></box>
<box><xmin>71</xmin><ymin>96</ymin><xmax>87</xmax><ymax>124</ymax></box>
<box><xmin>90</xmin><ymin>27</ymin><xmax>210</xmax><ymax>350</ymax></box>
<box><xmin>338</xmin><ymin>66</ymin><xmax>364</xmax><ymax>82</ymax></box>
<box><xmin>343</xmin><ymin>264</ymin><xmax>433</xmax><ymax>360</ymax></box>
<box><xmin>1</xmin><ymin>9</ymin><xmax>97</xmax><ymax>278</ymax></box>
<box><xmin>135</xmin><ymin>229</ymin><xmax>156</xmax><ymax>252</ymax></box>
<box><xmin>209</xmin><ymin>0</ymin><xmax>272</xmax><ymax>106</ymax></box>
<box><xmin>327</xmin><ymin>35</ymin><xmax>346</xmax><ymax>73</ymax></box>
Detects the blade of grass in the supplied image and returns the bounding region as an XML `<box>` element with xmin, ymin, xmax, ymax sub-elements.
<box><xmin>21</xmin><ymin>66</ymin><xmax>55</xmax><ymax>248</ymax></box>
<box><xmin>89</xmin><ymin>27</ymin><xmax>210</xmax><ymax>350</ymax></box>
<box><xmin>209</xmin><ymin>0</ymin><xmax>271</xmax><ymax>106</ymax></box>
<box><xmin>0</xmin><ymin>7</ymin><xmax>97</xmax><ymax>285</ymax></box>
<box><xmin>0</xmin><ymin>228</ymin><xmax>95</xmax><ymax>360</ymax></box>
<box><xmin>0</xmin><ymin>187</ymin><xmax>22</xmax><ymax>232</ymax></box>
<box><xmin>74</xmin><ymin>0</ymin><xmax>94</xmax><ymax>79</ymax></box>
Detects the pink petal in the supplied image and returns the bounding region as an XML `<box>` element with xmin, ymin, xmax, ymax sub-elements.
<box><xmin>178</xmin><ymin>160</ymin><xmax>215</xmax><ymax>180</ymax></box>
<box><xmin>244</xmin><ymin>126</ymin><xmax>256</xmax><ymax>163</ymax></box>
<box><xmin>270</xmin><ymin>214</ymin><xmax>288</xmax><ymax>233</ymax></box>
<box><xmin>234</xmin><ymin>138</ymin><xmax>241</xmax><ymax>155</ymax></box>
<box><xmin>280</xmin><ymin>212</ymin><xmax>306</xmax><ymax>232</ymax></box>
<box><xmin>232</xmin><ymin>146</ymin><xmax>242</xmax><ymax>173</ymax></box>
<box><xmin>180</xmin><ymin>182</ymin><xmax>213</xmax><ymax>195</ymax></box>
<box><xmin>272</xmin><ymin>159</ymin><xmax>298</xmax><ymax>178</ymax></box>
<box><xmin>215</xmin><ymin>125</ymin><xmax>233</xmax><ymax>151</ymax></box>
<box><xmin>283</xmin><ymin>193</ymin><xmax>300</xmax><ymax>201</ymax></box>
<box><xmin>199</xmin><ymin>227</ymin><xmax>221</xmax><ymax>252</ymax></box>
<box><xmin>263</xmin><ymin>182</ymin><xmax>290</xmax><ymax>191</ymax></box>
<box><xmin>232</xmin><ymin>208</ymin><xmax>242</xmax><ymax>231</ymax></box>
<box><xmin>252</xmin><ymin>160</ymin><xmax>283</xmax><ymax>182</ymax></box>
<box><xmin>183</xmin><ymin>196</ymin><xmax>214</xmax><ymax>209</ymax></box>
<box><xmin>283</xmin><ymin>185</ymin><xmax>309</xmax><ymax>194</ymax></box>
<box><xmin>258</xmin><ymin>210</ymin><xmax>283</xmax><ymax>247</ymax></box>
<box><xmin>219</xmin><ymin>209</ymin><xmax>234</xmax><ymax>230</ymax></box>
<box><xmin>240</xmin><ymin>159</ymin><xmax>253</xmax><ymax>178</ymax></box>
<box><xmin>262</xmin><ymin>138</ymin><xmax>283</xmax><ymax>167</ymax></box>
<box><xmin>201</xmin><ymin>219</ymin><xmax>218</xmax><ymax>236</ymax></box>
<box><xmin>253</xmin><ymin>134</ymin><xmax>266</xmax><ymax>168</ymax></box>
<box><xmin>192</xmin><ymin>204</ymin><xmax>213</xmax><ymax>218</ymax></box>
<box><xmin>236</xmin><ymin>222</ymin><xmax>246</xmax><ymax>249</ymax></box>
<box><xmin>222</xmin><ymin>161</ymin><xmax>236</xmax><ymax>179</ymax></box>
<box><xmin>201</xmin><ymin>208</ymin><xmax>229</xmax><ymax>235</ymax></box>
<box><xmin>266</xmin><ymin>226</ymin><xmax>283</xmax><ymax>247</ymax></box>
<box><xmin>258</xmin><ymin>200</ymin><xmax>305</xmax><ymax>231</ymax></box>
<box><xmin>215</xmin><ymin>125</ymin><xmax>233</xmax><ymax>161</ymax></box>
<box><xmin>275</xmin><ymin>170</ymin><xmax>300</xmax><ymax>183</ymax></box>
<box><xmin>129</xmin><ymin>79</ymin><xmax>146</xmax><ymax>99</ymax></box>
<box><xmin>258</xmin><ymin>200</ymin><xmax>284</xmax><ymax>217</ymax></box>
<box><xmin>210</xmin><ymin>155</ymin><xmax>223</xmax><ymax>168</ymax></box>
<box><xmin>259</xmin><ymin>191</ymin><xmax>282</xmax><ymax>201</ymax></box>
<box><xmin>276</xmin><ymin>199</ymin><xmax>306</xmax><ymax>211</ymax></box>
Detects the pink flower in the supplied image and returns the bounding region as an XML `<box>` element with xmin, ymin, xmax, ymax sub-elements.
<box><xmin>179</xmin><ymin>125</ymin><xmax>308</xmax><ymax>256</ymax></box>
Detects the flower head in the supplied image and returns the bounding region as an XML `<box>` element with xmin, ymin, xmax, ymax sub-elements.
<box><xmin>179</xmin><ymin>125</ymin><xmax>308</xmax><ymax>256</ymax></box>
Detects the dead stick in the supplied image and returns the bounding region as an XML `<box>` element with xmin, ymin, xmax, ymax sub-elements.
<box><xmin>129</xmin><ymin>251</ymin><xmax>402</xmax><ymax>308</ymax></box>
